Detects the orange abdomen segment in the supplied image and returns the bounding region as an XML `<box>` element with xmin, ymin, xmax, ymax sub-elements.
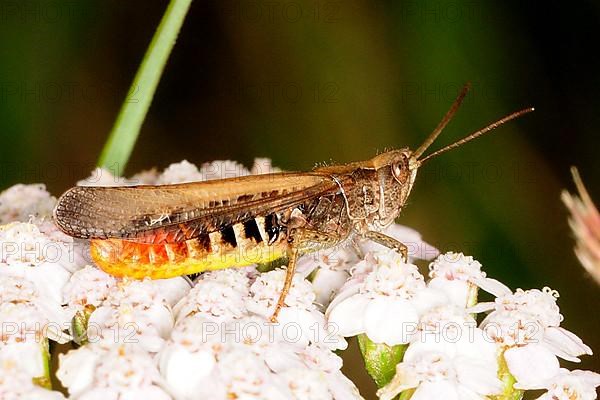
<box><xmin>90</xmin><ymin>222</ymin><xmax>287</xmax><ymax>279</ymax></box>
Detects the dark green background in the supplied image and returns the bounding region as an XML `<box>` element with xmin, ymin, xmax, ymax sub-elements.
<box><xmin>0</xmin><ymin>1</ymin><xmax>598</xmax><ymax>397</ymax></box>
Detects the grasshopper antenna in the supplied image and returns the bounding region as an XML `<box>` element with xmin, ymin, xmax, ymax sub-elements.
<box><xmin>412</xmin><ymin>82</ymin><xmax>471</xmax><ymax>160</ymax></box>
<box><xmin>418</xmin><ymin>107</ymin><xmax>535</xmax><ymax>165</ymax></box>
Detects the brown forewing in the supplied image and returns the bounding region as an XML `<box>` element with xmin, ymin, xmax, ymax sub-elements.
<box><xmin>53</xmin><ymin>172</ymin><xmax>345</xmax><ymax>244</ymax></box>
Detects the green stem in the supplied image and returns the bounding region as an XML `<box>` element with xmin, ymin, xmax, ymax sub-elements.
<box><xmin>357</xmin><ymin>333</ymin><xmax>407</xmax><ymax>388</ymax></box>
<box><xmin>492</xmin><ymin>349</ymin><xmax>524</xmax><ymax>400</ymax></box>
<box><xmin>32</xmin><ymin>338</ymin><xmax>52</xmax><ymax>389</ymax></box>
<box><xmin>71</xmin><ymin>305</ymin><xmax>95</xmax><ymax>346</ymax></box>
<box><xmin>398</xmin><ymin>389</ymin><xmax>415</xmax><ymax>400</ymax></box>
<box><xmin>97</xmin><ymin>0</ymin><xmax>193</xmax><ymax>172</ymax></box>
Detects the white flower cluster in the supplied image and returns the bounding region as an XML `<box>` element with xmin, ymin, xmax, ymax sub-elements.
<box><xmin>0</xmin><ymin>159</ymin><xmax>598</xmax><ymax>400</ymax></box>
<box><xmin>0</xmin><ymin>186</ymin><xmax>77</xmax><ymax>398</ymax></box>
<box><xmin>327</xmin><ymin>250</ymin><xmax>598</xmax><ymax>400</ymax></box>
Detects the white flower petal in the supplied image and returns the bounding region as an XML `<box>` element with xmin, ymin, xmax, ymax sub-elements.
<box><xmin>158</xmin><ymin>344</ymin><xmax>215</xmax><ymax>399</ymax></box>
<box><xmin>327</xmin><ymin>294</ymin><xmax>369</xmax><ymax>337</ymax></box>
<box><xmin>428</xmin><ymin>278</ymin><xmax>470</xmax><ymax>308</ymax></box>
<box><xmin>0</xmin><ymin>342</ymin><xmax>46</xmax><ymax>379</ymax></box>
<box><xmin>0</xmin><ymin>364</ymin><xmax>66</xmax><ymax>399</ymax></box>
<box><xmin>454</xmin><ymin>357</ymin><xmax>503</xmax><ymax>395</ymax></box>
<box><xmin>63</xmin><ymin>265</ymin><xmax>117</xmax><ymax>311</ymax></box>
<box><xmin>311</xmin><ymin>267</ymin><xmax>350</xmax><ymax>308</ymax></box>
<box><xmin>149</xmin><ymin>277</ymin><xmax>192</xmax><ymax>307</ymax></box>
<box><xmin>120</xmin><ymin>387</ymin><xmax>173</xmax><ymax>400</ymax></box>
<box><xmin>412</xmin><ymin>381</ymin><xmax>460</xmax><ymax>400</ymax></box>
<box><xmin>251</xmin><ymin>158</ymin><xmax>280</xmax><ymax>175</ymax></box>
<box><xmin>325</xmin><ymin>371</ymin><xmax>363</xmax><ymax>400</ymax></box>
<box><xmin>264</xmin><ymin>347</ymin><xmax>304</xmax><ymax>373</ymax></box>
<box><xmin>467</xmin><ymin>301</ymin><xmax>496</xmax><ymax>314</ymax></box>
<box><xmin>276</xmin><ymin>307</ymin><xmax>319</xmax><ymax>348</ymax></box>
<box><xmin>279</xmin><ymin>368</ymin><xmax>332</xmax><ymax>400</ymax></box>
<box><xmin>410</xmin><ymin>287</ymin><xmax>449</xmax><ymax>314</ymax></box>
<box><xmin>364</xmin><ymin>297</ymin><xmax>418</xmax><ymax>345</ymax></box>
<box><xmin>505</xmin><ymin>344</ymin><xmax>560</xmax><ymax>390</ymax></box>
<box><xmin>57</xmin><ymin>346</ymin><xmax>102</xmax><ymax>396</ymax></box>
<box><xmin>377</xmin><ymin>364</ymin><xmax>420</xmax><ymax>400</ymax></box>
<box><xmin>542</xmin><ymin>326</ymin><xmax>592</xmax><ymax>362</ymax></box>
<box><xmin>325</xmin><ymin>281</ymin><xmax>362</xmax><ymax>319</ymax></box>
<box><xmin>0</xmin><ymin>261</ymin><xmax>71</xmax><ymax>309</ymax></box>
<box><xmin>199</xmin><ymin>160</ymin><xmax>250</xmax><ymax>181</ymax></box>
<box><xmin>471</xmin><ymin>276</ymin><xmax>511</xmax><ymax>297</ymax></box>
<box><xmin>76</xmin><ymin>387</ymin><xmax>172</xmax><ymax>400</ymax></box>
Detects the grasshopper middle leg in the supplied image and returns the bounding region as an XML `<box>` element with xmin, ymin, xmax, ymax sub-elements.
<box><xmin>363</xmin><ymin>231</ymin><xmax>409</xmax><ymax>262</ymax></box>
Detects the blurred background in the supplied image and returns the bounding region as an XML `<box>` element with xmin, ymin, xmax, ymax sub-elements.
<box><xmin>0</xmin><ymin>0</ymin><xmax>598</xmax><ymax>397</ymax></box>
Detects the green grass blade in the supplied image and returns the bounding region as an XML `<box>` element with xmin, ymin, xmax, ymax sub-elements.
<box><xmin>97</xmin><ymin>0</ymin><xmax>193</xmax><ymax>172</ymax></box>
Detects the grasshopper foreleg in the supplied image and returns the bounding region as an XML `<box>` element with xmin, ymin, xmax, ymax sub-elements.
<box><xmin>363</xmin><ymin>231</ymin><xmax>408</xmax><ymax>262</ymax></box>
<box><xmin>269</xmin><ymin>228</ymin><xmax>340</xmax><ymax>322</ymax></box>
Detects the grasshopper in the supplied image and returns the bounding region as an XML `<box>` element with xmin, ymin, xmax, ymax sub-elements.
<box><xmin>54</xmin><ymin>84</ymin><xmax>533</xmax><ymax>321</ymax></box>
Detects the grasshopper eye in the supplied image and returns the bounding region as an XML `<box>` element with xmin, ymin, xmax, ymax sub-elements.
<box><xmin>392</xmin><ymin>161</ymin><xmax>409</xmax><ymax>184</ymax></box>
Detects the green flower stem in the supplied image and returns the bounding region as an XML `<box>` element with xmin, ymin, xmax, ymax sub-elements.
<box><xmin>493</xmin><ymin>350</ymin><xmax>524</xmax><ymax>400</ymax></box>
<box><xmin>32</xmin><ymin>338</ymin><xmax>52</xmax><ymax>389</ymax></box>
<box><xmin>97</xmin><ymin>0</ymin><xmax>193</xmax><ymax>172</ymax></box>
<box><xmin>467</xmin><ymin>283</ymin><xmax>479</xmax><ymax>308</ymax></box>
<box><xmin>71</xmin><ymin>305</ymin><xmax>96</xmax><ymax>346</ymax></box>
<box><xmin>357</xmin><ymin>333</ymin><xmax>407</xmax><ymax>388</ymax></box>
<box><xmin>398</xmin><ymin>388</ymin><xmax>415</xmax><ymax>400</ymax></box>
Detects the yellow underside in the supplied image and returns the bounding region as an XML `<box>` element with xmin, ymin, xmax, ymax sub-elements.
<box><xmin>91</xmin><ymin>240</ymin><xmax>287</xmax><ymax>279</ymax></box>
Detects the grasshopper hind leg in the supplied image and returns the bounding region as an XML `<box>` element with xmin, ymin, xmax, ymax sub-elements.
<box><xmin>270</xmin><ymin>245</ymin><xmax>300</xmax><ymax>322</ymax></box>
<box><xmin>269</xmin><ymin>228</ymin><xmax>341</xmax><ymax>322</ymax></box>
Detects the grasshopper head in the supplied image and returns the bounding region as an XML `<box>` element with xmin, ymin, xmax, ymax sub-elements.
<box><xmin>369</xmin><ymin>149</ymin><xmax>419</xmax><ymax>228</ymax></box>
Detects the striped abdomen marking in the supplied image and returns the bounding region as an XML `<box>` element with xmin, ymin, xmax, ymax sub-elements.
<box><xmin>90</xmin><ymin>216</ymin><xmax>286</xmax><ymax>279</ymax></box>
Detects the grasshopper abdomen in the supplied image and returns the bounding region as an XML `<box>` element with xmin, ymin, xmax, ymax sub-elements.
<box><xmin>90</xmin><ymin>214</ymin><xmax>292</xmax><ymax>279</ymax></box>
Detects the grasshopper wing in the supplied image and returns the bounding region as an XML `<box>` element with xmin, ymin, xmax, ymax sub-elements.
<box><xmin>54</xmin><ymin>172</ymin><xmax>343</xmax><ymax>244</ymax></box>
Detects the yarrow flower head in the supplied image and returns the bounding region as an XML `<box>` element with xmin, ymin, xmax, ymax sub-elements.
<box><xmin>472</xmin><ymin>287</ymin><xmax>593</xmax><ymax>390</ymax></box>
<box><xmin>372</xmin><ymin>304</ymin><xmax>502</xmax><ymax>399</ymax></box>
<box><xmin>0</xmin><ymin>278</ymin><xmax>64</xmax><ymax>380</ymax></box>
<box><xmin>327</xmin><ymin>250</ymin><xmax>447</xmax><ymax>345</ymax></box>
<box><xmin>0</xmin><ymin>183</ymin><xmax>56</xmax><ymax>223</ymax></box>
<box><xmin>428</xmin><ymin>251</ymin><xmax>511</xmax><ymax>307</ymax></box>
<box><xmin>173</xmin><ymin>268</ymin><xmax>252</xmax><ymax>321</ymax></box>
<box><xmin>296</xmin><ymin>243</ymin><xmax>360</xmax><ymax>309</ymax></box>
<box><xmin>0</xmin><ymin>275</ymin><xmax>70</xmax><ymax>344</ymax></box>
<box><xmin>63</xmin><ymin>265</ymin><xmax>118</xmax><ymax>312</ymax></box>
<box><xmin>77</xmin><ymin>167</ymin><xmax>131</xmax><ymax>187</ymax></box>
<box><xmin>86</xmin><ymin>277</ymin><xmax>189</xmax><ymax>353</ymax></box>
<box><xmin>377</xmin><ymin>351</ymin><xmax>503</xmax><ymax>400</ymax></box>
<box><xmin>58</xmin><ymin>343</ymin><xmax>171</xmax><ymax>399</ymax></box>
<box><xmin>246</xmin><ymin>268</ymin><xmax>347</xmax><ymax>350</ymax></box>
<box><xmin>535</xmin><ymin>369</ymin><xmax>600</xmax><ymax>400</ymax></box>
<box><xmin>490</xmin><ymin>286</ymin><xmax>563</xmax><ymax>326</ymax></box>
<box><xmin>158</xmin><ymin>315</ymin><xmax>361</xmax><ymax>400</ymax></box>
<box><xmin>409</xmin><ymin>305</ymin><xmax>497</xmax><ymax>364</ymax></box>
<box><xmin>0</xmin><ymin>221</ymin><xmax>85</xmax><ymax>322</ymax></box>
<box><xmin>0</xmin><ymin>359</ymin><xmax>65</xmax><ymax>399</ymax></box>
<box><xmin>298</xmin><ymin>224</ymin><xmax>439</xmax><ymax>309</ymax></box>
